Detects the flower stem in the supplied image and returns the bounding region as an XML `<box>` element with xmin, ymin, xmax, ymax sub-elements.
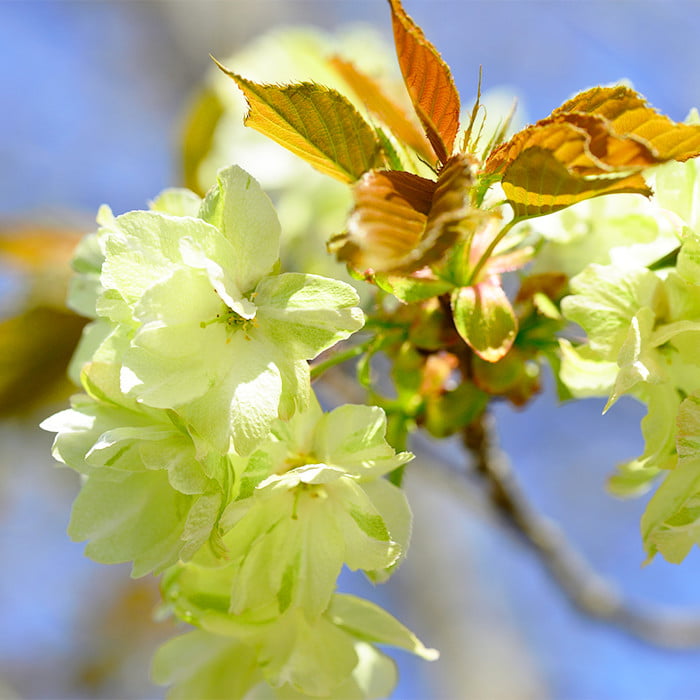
<box><xmin>468</xmin><ymin>215</ymin><xmax>523</xmax><ymax>284</ymax></box>
<box><xmin>310</xmin><ymin>339</ymin><xmax>373</xmax><ymax>381</ymax></box>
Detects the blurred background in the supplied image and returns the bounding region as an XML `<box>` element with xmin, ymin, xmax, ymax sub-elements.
<box><xmin>2</xmin><ymin>1</ymin><xmax>700</xmax><ymax>698</ymax></box>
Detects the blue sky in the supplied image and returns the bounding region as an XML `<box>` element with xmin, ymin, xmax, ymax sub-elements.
<box><xmin>3</xmin><ymin>2</ymin><xmax>700</xmax><ymax>698</ymax></box>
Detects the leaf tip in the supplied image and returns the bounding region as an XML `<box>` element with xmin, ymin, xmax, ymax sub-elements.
<box><xmin>210</xmin><ymin>54</ymin><xmax>231</xmax><ymax>76</ymax></box>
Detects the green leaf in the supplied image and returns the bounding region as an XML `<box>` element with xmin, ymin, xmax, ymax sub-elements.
<box><xmin>451</xmin><ymin>280</ymin><xmax>517</xmax><ymax>362</ymax></box>
<box><xmin>215</xmin><ymin>67</ymin><xmax>384</xmax><ymax>183</ymax></box>
<box><xmin>374</xmin><ymin>273</ymin><xmax>452</xmax><ymax>303</ymax></box>
<box><xmin>329</xmin><ymin>54</ymin><xmax>435</xmax><ymax>162</ymax></box>
<box><xmin>423</xmin><ymin>381</ymin><xmax>489</xmax><ymax>438</ymax></box>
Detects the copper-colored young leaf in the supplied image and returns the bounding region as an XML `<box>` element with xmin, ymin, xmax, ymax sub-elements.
<box><xmin>215</xmin><ymin>64</ymin><xmax>384</xmax><ymax>183</ymax></box>
<box><xmin>0</xmin><ymin>227</ymin><xmax>85</xmax><ymax>321</ymax></box>
<box><xmin>0</xmin><ymin>226</ymin><xmax>87</xmax><ymax>414</ymax></box>
<box><xmin>405</xmin><ymin>154</ymin><xmax>483</xmax><ymax>271</ymax></box>
<box><xmin>0</xmin><ymin>227</ymin><xmax>82</xmax><ymax>271</ymax></box>
<box><xmin>328</xmin><ymin>55</ymin><xmax>435</xmax><ymax>163</ymax></box>
<box><xmin>451</xmin><ymin>279</ymin><xmax>517</xmax><ymax>362</ymax></box>
<box><xmin>387</xmin><ymin>0</ymin><xmax>460</xmax><ymax>165</ymax></box>
<box><xmin>485</xmin><ymin>113</ymin><xmax>658</xmax><ymax>177</ymax></box>
<box><xmin>332</xmin><ymin>154</ymin><xmax>477</xmax><ymax>273</ymax></box>
<box><xmin>554</xmin><ymin>85</ymin><xmax>700</xmax><ymax>162</ymax></box>
<box><xmin>330</xmin><ymin>169</ymin><xmax>435</xmax><ymax>272</ymax></box>
<box><xmin>429</xmin><ymin>153</ymin><xmax>475</xmax><ymax>223</ymax></box>
<box><xmin>502</xmin><ymin>146</ymin><xmax>651</xmax><ymax>218</ymax></box>
<box><xmin>485</xmin><ymin>85</ymin><xmax>700</xmax><ymax>219</ymax></box>
<box><xmin>485</xmin><ymin>110</ymin><xmax>657</xmax><ymax>217</ymax></box>
<box><xmin>418</xmin><ymin>153</ymin><xmax>485</xmax><ymax>266</ymax></box>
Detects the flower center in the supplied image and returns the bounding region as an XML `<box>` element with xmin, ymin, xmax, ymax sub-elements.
<box><xmin>279</xmin><ymin>451</ymin><xmax>315</xmax><ymax>474</ymax></box>
<box><xmin>199</xmin><ymin>304</ymin><xmax>254</xmax><ymax>335</ymax></box>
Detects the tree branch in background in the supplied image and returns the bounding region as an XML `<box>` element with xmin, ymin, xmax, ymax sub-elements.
<box><xmin>462</xmin><ymin>412</ymin><xmax>700</xmax><ymax>648</ymax></box>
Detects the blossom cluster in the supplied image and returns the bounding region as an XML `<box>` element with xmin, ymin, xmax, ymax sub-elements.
<box><xmin>43</xmin><ymin>165</ymin><xmax>436</xmax><ymax>698</ymax></box>
<box><xmin>548</xmin><ymin>152</ymin><xmax>700</xmax><ymax>563</ymax></box>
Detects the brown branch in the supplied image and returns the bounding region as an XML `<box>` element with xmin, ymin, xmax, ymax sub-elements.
<box><xmin>462</xmin><ymin>410</ymin><xmax>700</xmax><ymax>648</ymax></box>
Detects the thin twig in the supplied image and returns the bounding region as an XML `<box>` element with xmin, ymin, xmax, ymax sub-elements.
<box><xmin>462</xmin><ymin>411</ymin><xmax>700</xmax><ymax>648</ymax></box>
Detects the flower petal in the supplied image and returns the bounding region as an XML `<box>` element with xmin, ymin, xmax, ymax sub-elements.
<box><xmin>255</xmin><ymin>272</ymin><xmax>364</xmax><ymax>359</ymax></box>
<box><xmin>199</xmin><ymin>165</ymin><xmax>281</xmax><ymax>292</ymax></box>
